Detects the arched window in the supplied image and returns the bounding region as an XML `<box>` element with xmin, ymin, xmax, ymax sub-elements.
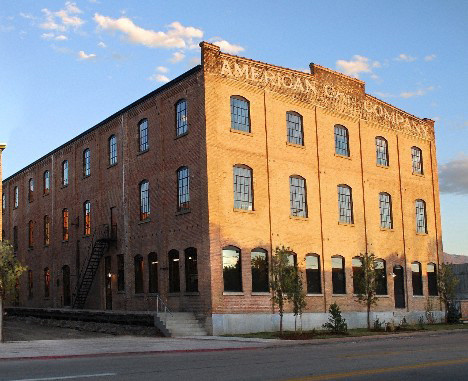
<box><xmin>427</xmin><ymin>263</ymin><xmax>438</xmax><ymax>296</ymax></box>
<box><xmin>139</xmin><ymin>180</ymin><xmax>150</xmax><ymax>220</ymax></box>
<box><xmin>338</xmin><ymin>185</ymin><xmax>353</xmax><ymax>224</ymax></box>
<box><xmin>83</xmin><ymin>149</ymin><xmax>91</xmax><ymax>177</ymax></box>
<box><xmin>375</xmin><ymin>259</ymin><xmax>387</xmax><ymax>295</ymax></box>
<box><xmin>375</xmin><ymin>136</ymin><xmax>389</xmax><ymax>166</ymax></box>
<box><xmin>379</xmin><ymin>192</ymin><xmax>393</xmax><ymax>229</ymax></box>
<box><xmin>251</xmin><ymin>248</ymin><xmax>268</xmax><ymax>292</ymax></box>
<box><xmin>62</xmin><ymin>208</ymin><xmax>69</xmax><ymax>241</ymax></box>
<box><xmin>14</xmin><ymin>186</ymin><xmax>19</xmax><ymax>208</ymax></box>
<box><xmin>286</xmin><ymin>111</ymin><xmax>304</xmax><ymax>145</ymax></box>
<box><xmin>290</xmin><ymin>175</ymin><xmax>307</xmax><ymax>217</ymax></box>
<box><xmin>332</xmin><ymin>256</ymin><xmax>346</xmax><ymax>294</ymax></box>
<box><xmin>2</xmin><ymin>193</ymin><xmax>5</xmax><ymax>213</ymax></box>
<box><xmin>176</xmin><ymin>99</ymin><xmax>188</xmax><ymax>136</ymax></box>
<box><xmin>411</xmin><ymin>146</ymin><xmax>423</xmax><ymax>174</ymax></box>
<box><xmin>233</xmin><ymin>165</ymin><xmax>253</xmax><ymax>210</ymax></box>
<box><xmin>185</xmin><ymin>247</ymin><xmax>198</xmax><ymax>292</ymax></box>
<box><xmin>412</xmin><ymin>261</ymin><xmax>423</xmax><ymax>296</ymax></box>
<box><xmin>168</xmin><ymin>250</ymin><xmax>180</xmax><ymax>293</ymax></box>
<box><xmin>177</xmin><ymin>167</ymin><xmax>190</xmax><ymax>211</ymax></box>
<box><xmin>44</xmin><ymin>215</ymin><xmax>50</xmax><ymax>246</ymax></box>
<box><xmin>44</xmin><ymin>267</ymin><xmax>50</xmax><ymax>298</ymax></box>
<box><xmin>43</xmin><ymin>171</ymin><xmax>50</xmax><ymax>195</ymax></box>
<box><xmin>222</xmin><ymin>246</ymin><xmax>242</xmax><ymax>292</ymax></box>
<box><xmin>134</xmin><ymin>255</ymin><xmax>144</xmax><ymax>294</ymax></box>
<box><xmin>138</xmin><ymin>119</ymin><xmax>149</xmax><ymax>152</ymax></box>
<box><xmin>306</xmin><ymin>254</ymin><xmax>321</xmax><ymax>294</ymax></box>
<box><xmin>334</xmin><ymin>125</ymin><xmax>349</xmax><ymax>156</ymax></box>
<box><xmin>352</xmin><ymin>257</ymin><xmax>363</xmax><ymax>294</ymax></box>
<box><xmin>28</xmin><ymin>270</ymin><xmax>33</xmax><ymax>299</ymax></box>
<box><xmin>148</xmin><ymin>252</ymin><xmax>158</xmax><ymax>293</ymax></box>
<box><xmin>28</xmin><ymin>178</ymin><xmax>34</xmax><ymax>203</ymax></box>
<box><xmin>415</xmin><ymin>199</ymin><xmax>427</xmax><ymax>233</ymax></box>
<box><xmin>62</xmin><ymin>160</ymin><xmax>69</xmax><ymax>186</ymax></box>
<box><xmin>109</xmin><ymin>135</ymin><xmax>117</xmax><ymax>166</ymax></box>
<box><xmin>230</xmin><ymin>96</ymin><xmax>250</xmax><ymax>132</ymax></box>
<box><xmin>83</xmin><ymin>201</ymin><xmax>91</xmax><ymax>235</ymax></box>
<box><xmin>28</xmin><ymin>220</ymin><xmax>34</xmax><ymax>248</ymax></box>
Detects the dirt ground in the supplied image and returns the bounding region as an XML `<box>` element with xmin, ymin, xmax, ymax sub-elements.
<box><xmin>3</xmin><ymin>316</ymin><xmax>161</xmax><ymax>341</ymax></box>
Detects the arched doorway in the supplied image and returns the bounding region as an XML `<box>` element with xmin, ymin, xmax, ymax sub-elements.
<box><xmin>393</xmin><ymin>265</ymin><xmax>405</xmax><ymax>309</ymax></box>
<box><xmin>62</xmin><ymin>265</ymin><xmax>71</xmax><ymax>307</ymax></box>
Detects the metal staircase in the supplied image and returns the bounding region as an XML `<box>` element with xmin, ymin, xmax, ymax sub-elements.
<box><xmin>72</xmin><ymin>225</ymin><xmax>112</xmax><ymax>309</ymax></box>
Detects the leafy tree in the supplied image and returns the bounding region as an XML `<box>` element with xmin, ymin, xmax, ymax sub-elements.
<box><xmin>353</xmin><ymin>252</ymin><xmax>379</xmax><ymax>330</ymax></box>
<box><xmin>270</xmin><ymin>246</ymin><xmax>295</xmax><ymax>335</ymax></box>
<box><xmin>437</xmin><ymin>263</ymin><xmax>460</xmax><ymax>323</ymax></box>
<box><xmin>0</xmin><ymin>241</ymin><xmax>27</xmax><ymax>342</ymax></box>
<box><xmin>322</xmin><ymin>302</ymin><xmax>348</xmax><ymax>334</ymax></box>
<box><xmin>288</xmin><ymin>266</ymin><xmax>307</xmax><ymax>333</ymax></box>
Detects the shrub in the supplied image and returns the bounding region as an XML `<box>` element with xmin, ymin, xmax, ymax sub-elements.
<box><xmin>322</xmin><ymin>302</ymin><xmax>348</xmax><ymax>334</ymax></box>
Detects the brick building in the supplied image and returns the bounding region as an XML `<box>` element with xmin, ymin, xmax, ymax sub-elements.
<box><xmin>1</xmin><ymin>43</ymin><xmax>443</xmax><ymax>334</ymax></box>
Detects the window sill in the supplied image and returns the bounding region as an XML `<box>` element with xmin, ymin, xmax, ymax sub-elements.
<box><xmin>223</xmin><ymin>292</ymin><xmax>244</xmax><ymax>296</ymax></box>
<box><xmin>380</xmin><ymin>228</ymin><xmax>394</xmax><ymax>232</ymax></box>
<box><xmin>416</xmin><ymin>232</ymin><xmax>428</xmax><ymax>236</ymax></box>
<box><xmin>137</xmin><ymin>149</ymin><xmax>149</xmax><ymax>156</ymax></box>
<box><xmin>138</xmin><ymin>218</ymin><xmax>152</xmax><ymax>225</ymax></box>
<box><xmin>176</xmin><ymin>209</ymin><xmax>191</xmax><ymax>216</ymax></box>
<box><xmin>28</xmin><ymin>247</ymin><xmax>34</xmax><ymax>251</ymax></box>
<box><xmin>251</xmin><ymin>292</ymin><xmax>270</xmax><ymax>296</ymax></box>
<box><xmin>338</xmin><ymin>221</ymin><xmax>355</xmax><ymax>227</ymax></box>
<box><xmin>61</xmin><ymin>184</ymin><xmax>69</xmax><ymax>189</ymax></box>
<box><xmin>44</xmin><ymin>245</ymin><xmax>49</xmax><ymax>248</ymax></box>
<box><xmin>117</xmin><ymin>291</ymin><xmax>126</xmax><ymax>295</ymax></box>
<box><xmin>43</xmin><ymin>193</ymin><xmax>50</xmax><ymax>197</ymax></box>
<box><xmin>412</xmin><ymin>295</ymin><xmax>425</xmax><ymax>298</ymax></box>
<box><xmin>306</xmin><ymin>293</ymin><xmax>324</xmax><ymax>297</ymax></box>
<box><xmin>107</xmin><ymin>163</ymin><xmax>118</xmax><ymax>169</ymax></box>
<box><xmin>334</xmin><ymin>153</ymin><xmax>351</xmax><ymax>160</ymax></box>
<box><xmin>332</xmin><ymin>294</ymin><xmax>347</xmax><ymax>297</ymax></box>
<box><xmin>82</xmin><ymin>175</ymin><xmax>91</xmax><ymax>180</ymax></box>
<box><xmin>376</xmin><ymin>295</ymin><xmax>389</xmax><ymax>298</ymax></box>
<box><xmin>233</xmin><ymin>208</ymin><xmax>255</xmax><ymax>214</ymax></box>
<box><xmin>286</xmin><ymin>142</ymin><xmax>305</xmax><ymax>149</ymax></box>
<box><xmin>376</xmin><ymin>164</ymin><xmax>390</xmax><ymax>169</ymax></box>
<box><xmin>412</xmin><ymin>172</ymin><xmax>425</xmax><ymax>177</ymax></box>
<box><xmin>168</xmin><ymin>292</ymin><xmax>181</xmax><ymax>296</ymax></box>
<box><xmin>82</xmin><ymin>235</ymin><xmax>91</xmax><ymax>239</ymax></box>
<box><xmin>184</xmin><ymin>292</ymin><xmax>200</xmax><ymax>296</ymax></box>
<box><xmin>289</xmin><ymin>215</ymin><xmax>308</xmax><ymax>221</ymax></box>
<box><xmin>230</xmin><ymin>129</ymin><xmax>252</xmax><ymax>137</ymax></box>
<box><xmin>175</xmin><ymin>131</ymin><xmax>189</xmax><ymax>140</ymax></box>
<box><xmin>62</xmin><ymin>240</ymin><xmax>69</xmax><ymax>244</ymax></box>
<box><xmin>134</xmin><ymin>293</ymin><xmax>145</xmax><ymax>297</ymax></box>
<box><xmin>147</xmin><ymin>293</ymin><xmax>159</xmax><ymax>296</ymax></box>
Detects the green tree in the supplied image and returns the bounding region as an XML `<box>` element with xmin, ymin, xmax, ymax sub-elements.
<box><xmin>0</xmin><ymin>241</ymin><xmax>27</xmax><ymax>342</ymax></box>
<box><xmin>437</xmin><ymin>263</ymin><xmax>460</xmax><ymax>323</ymax></box>
<box><xmin>353</xmin><ymin>252</ymin><xmax>379</xmax><ymax>330</ymax></box>
<box><xmin>288</xmin><ymin>266</ymin><xmax>307</xmax><ymax>333</ymax></box>
<box><xmin>322</xmin><ymin>302</ymin><xmax>348</xmax><ymax>334</ymax></box>
<box><xmin>270</xmin><ymin>246</ymin><xmax>295</xmax><ymax>335</ymax></box>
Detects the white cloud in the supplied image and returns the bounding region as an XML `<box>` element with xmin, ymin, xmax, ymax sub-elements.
<box><xmin>149</xmin><ymin>73</ymin><xmax>170</xmax><ymax>83</ymax></box>
<box><xmin>395</xmin><ymin>53</ymin><xmax>417</xmax><ymax>62</ymax></box>
<box><xmin>97</xmin><ymin>41</ymin><xmax>106</xmax><ymax>48</ymax></box>
<box><xmin>212</xmin><ymin>39</ymin><xmax>244</xmax><ymax>54</ymax></box>
<box><xmin>19</xmin><ymin>12</ymin><xmax>35</xmax><ymax>20</ymax></box>
<box><xmin>78</xmin><ymin>50</ymin><xmax>96</xmax><ymax>60</ymax></box>
<box><xmin>400</xmin><ymin>86</ymin><xmax>434</xmax><ymax>98</ymax></box>
<box><xmin>170</xmin><ymin>51</ymin><xmax>185</xmax><ymax>63</ymax></box>
<box><xmin>55</xmin><ymin>34</ymin><xmax>68</xmax><ymax>41</ymax></box>
<box><xmin>94</xmin><ymin>14</ymin><xmax>203</xmax><ymax>49</ymax></box>
<box><xmin>188</xmin><ymin>56</ymin><xmax>201</xmax><ymax>67</ymax></box>
<box><xmin>439</xmin><ymin>154</ymin><xmax>468</xmax><ymax>195</ymax></box>
<box><xmin>41</xmin><ymin>33</ymin><xmax>68</xmax><ymax>41</ymax></box>
<box><xmin>373</xmin><ymin>91</ymin><xmax>394</xmax><ymax>99</ymax></box>
<box><xmin>336</xmin><ymin>55</ymin><xmax>380</xmax><ymax>78</ymax></box>
<box><xmin>424</xmin><ymin>54</ymin><xmax>436</xmax><ymax>62</ymax></box>
<box><xmin>40</xmin><ymin>2</ymin><xmax>84</xmax><ymax>31</ymax></box>
<box><xmin>156</xmin><ymin>66</ymin><xmax>169</xmax><ymax>73</ymax></box>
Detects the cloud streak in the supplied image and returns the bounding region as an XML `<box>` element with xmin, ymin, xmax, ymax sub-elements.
<box><xmin>336</xmin><ymin>55</ymin><xmax>380</xmax><ymax>78</ymax></box>
<box><xmin>40</xmin><ymin>2</ymin><xmax>84</xmax><ymax>32</ymax></box>
<box><xmin>400</xmin><ymin>86</ymin><xmax>434</xmax><ymax>98</ymax></box>
<box><xmin>78</xmin><ymin>50</ymin><xmax>96</xmax><ymax>60</ymax></box>
<box><xmin>439</xmin><ymin>154</ymin><xmax>468</xmax><ymax>195</ymax></box>
<box><xmin>395</xmin><ymin>53</ymin><xmax>417</xmax><ymax>62</ymax></box>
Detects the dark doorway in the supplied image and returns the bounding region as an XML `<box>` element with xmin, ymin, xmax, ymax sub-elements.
<box><xmin>110</xmin><ymin>207</ymin><xmax>117</xmax><ymax>241</ymax></box>
<box><xmin>393</xmin><ymin>265</ymin><xmax>405</xmax><ymax>309</ymax></box>
<box><xmin>62</xmin><ymin>265</ymin><xmax>71</xmax><ymax>306</ymax></box>
<box><xmin>105</xmin><ymin>256</ymin><xmax>112</xmax><ymax>310</ymax></box>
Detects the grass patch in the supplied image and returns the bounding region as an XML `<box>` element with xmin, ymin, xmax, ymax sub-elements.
<box><xmin>222</xmin><ymin>323</ymin><xmax>468</xmax><ymax>340</ymax></box>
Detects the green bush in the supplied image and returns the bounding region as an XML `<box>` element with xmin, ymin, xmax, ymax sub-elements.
<box><xmin>322</xmin><ymin>302</ymin><xmax>348</xmax><ymax>334</ymax></box>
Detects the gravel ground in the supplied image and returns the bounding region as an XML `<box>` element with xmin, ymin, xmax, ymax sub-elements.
<box><xmin>3</xmin><ymin>316</ymin><xmax>162</xmax><ymax>341</ymax></box>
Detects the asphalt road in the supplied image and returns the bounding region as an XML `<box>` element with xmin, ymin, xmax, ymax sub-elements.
<box><xmin>1</xmin><ymin>331</ymin><xmax>467</xmax><ymax>380</ymax></box>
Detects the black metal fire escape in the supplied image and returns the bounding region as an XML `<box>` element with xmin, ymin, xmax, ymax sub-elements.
<box><xmin>72</xmin><ymin>224</ymin><xmax>112</xmax><ymax>309</ymax></box>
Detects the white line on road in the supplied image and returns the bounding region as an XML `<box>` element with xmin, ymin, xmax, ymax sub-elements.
<box><xmin>9</xmin><ymin>373</ymin><xmax>116</xmax><ymax>381</ymax></box>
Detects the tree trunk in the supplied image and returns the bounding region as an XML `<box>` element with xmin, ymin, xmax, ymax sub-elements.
<box><xmin>0</xmin><ymin>296</ymin><xmax>3</xmax><ymax>343</ymax></box>
<box><xmin>367</xmin><ymin>303</ymin><xmax>371</xmax><ymax>330</ymax></box>
<box><xmin>279</xmin><ymin>311</ymin><xmax>283</xmax><ymax>335</ymax></box>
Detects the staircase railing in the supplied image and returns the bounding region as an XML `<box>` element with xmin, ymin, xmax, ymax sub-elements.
<box><xmin>155</xmin><ymin>294</ymin><xmax>172</xmax><ymax>323</ymax></box>
<box><xmin>72</xmin><ymin>224</ymin><xmax>110</xmax><ymax>308</ymax></box>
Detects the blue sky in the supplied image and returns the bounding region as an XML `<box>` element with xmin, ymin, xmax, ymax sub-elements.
<box><xmin>1</xmin><ymin>1</ymin><xmax>467</xmax><ymax>255</ymax></box>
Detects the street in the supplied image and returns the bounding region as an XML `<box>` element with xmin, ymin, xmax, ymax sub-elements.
<box><xmin>1</xmin><ymin>330</ymin><xmax>467</xmax><ymax>380</ymax></box>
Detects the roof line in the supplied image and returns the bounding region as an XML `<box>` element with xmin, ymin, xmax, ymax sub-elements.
<box><xmin>3</xmin><ymin>65</ymin><xmax>202</xmax><ymax>183</ymax></box>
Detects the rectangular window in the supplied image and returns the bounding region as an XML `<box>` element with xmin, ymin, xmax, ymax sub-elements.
<box><xmin>84</xmin><ymin>201</ymin><xmax>91</xmax><ymax>235</ymax></box>
<box><xmin>334</xmin><ymin>125</ymin><xmax>349</xmax><ymax>156</ymax></box>
<box><xmin>63</xmin><ymin>161</ymin><xmax>69</xmax><ymax>186</ymax></box>
<box><xmin>134</xmin><ymin>255</ymin><xmax>144</xmax><ymax>294</ymax></box>
<box><xmin>375</xmin><ymin>260</ymin><xmax>388</xmax><ymax>295</ymax></box>
<box><xmin>140</xmin><ymin>181</ymin><xmax>150</xmax><ymax>220</ymax></box>
<box><xmin>117</xmin><ymin>254</ymin><xmax>125</xmax><ymax>292</ymax></box>
<box><xmin>14</xmin><ymin>187</ymin><xmax>19</xmax><ymax>208</ymax></box>
<box><xmin>63</xmin><ymin>209</ymin><xmax>69</xmax><ymax>241</ymax></box>
<box><xmin>376</xmin><ymin>137</ymin><xmax>389</xmax><ymax>166</ymax></box>
<box><xmin>251</xmin><ymin>249</ymin><xmax>268</xmax><ymax>293</ymax></box>
<box><xmin>287</xmin><ymin>112</ymin><xmax>303</xmax><ymax>145</ymax></box>
<box><xmin>177</xmin><ymin>167</ymin><xmax>190</xmax><ymax>211</ymax></box>
<box><xmin>176</xmin><ymin>100</ymin><xmax>188</xmax><ymax>136</ymax></box>
<box><xmin>185</xmin><ymin>248</ymin><xmax>198</xmax><ymax>292</ymax></box>
<box><xmin>379</xmin><ymin>193</ymin><xmax>393</xmax><ymax>229</ymax></box>
<box><xmin>427</xmin><ymin>263</ymin><xmax>438</xmax><ymax>296</ymax></box>
<box><xmin>416</xmin><ymin>200</ymin><xmax>427</xmax><ymax>233</ymax></box>
<box><xmin>352</xmin><ymin>258</ymin><xmax>364</xmax><ymax>294</ymax></box>
<box><xmin>306</xmin><ymin>255</ymin><xmax>321</xmax><ymax>294</ymax></box>
<box><xmin>412</xmin><ymin>262</ymin><xmax>423</xmax><ymax>296</ymax></box>
<box><xmin>411</xmin><ymin>147</ymin><xmax>423</xmax><ymax>174</ymax></box>
<box><xmin>332</xmin><ymin>256</ymin><xmax>346</xmax><ymax>294</ymax></box>
<box><xmin>338</xmin><ymin>185</ymin><xmax>353</xmax><ymax>224</ymax></box>
<box><xmin>148</xmin><ymin>253</ymin><xmax>158</xmax><ymax>293</ymax></box>
<box><xmin>83</xmin><ymin>149</ymin><xmax>91</xmax><ymax>177</ymax></box>
<box><xmin>233</xmin><ymin>166</ymin><xmax>253</xmax><ymax>210</ymax></box>
<box><xmin>290</xmin><ymin>176</ymin><xmax>307</xmax><ymax>217</ymax></box>
<box><xmin>230</xmin><ymin>96</ymin><xmax>250</xmax><ymax>132</ymax></box>
<box><xmin>139</xmin><ymin>120</ymin><xmax>148</xmax><ymax>152</ymax></box>
<box><xmin>44</xmin><ymin>216</ymin><xmax>50</xmax><ymax>246</ymax></box>
<box><xmin>109</xmin><ymin>135</ymin><xmax>117</xmax><ymax>165</ymax></box>
<box><xmin>2</xmin><ymin>193</ymin><xmax>5</xmax><ymax>213</ymax></box>
<box><xmin>169</xmin><ymin>250</ymin><xmax>180</xmax><ymax>293</ymax></box>
<box><xmin>223</xmin><ymin>247</ymin><xmax>242</xmax><ymax>292</ymax></box>
<box><xmin>28</xmin><ymin>270</ymin><xmax>33</xmax><ymax>299</ymax></box>
<box><xmin>44</xmin><ymin>268</ymin><xmax>50</xmax><ymax>298</ymax></box>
